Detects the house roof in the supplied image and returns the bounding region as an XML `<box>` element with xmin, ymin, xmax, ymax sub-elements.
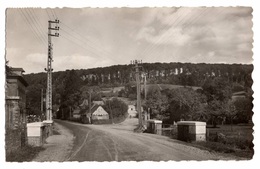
<box><xmin>6</xmin><ymin>75</ymin><xmax>29</xmax><ymax>87</ymax></box>
<box><xmin>6</xmin><ymin>67</ymin><xmax>28</xmax><ymax>87</ymax></box>
<box><xmin>90</xmin><ymin>104</ymin><xmax>100</xmax><ymax>114</ymax></box>
<box><xmin>93</xmin><ymin>100</ymin><xmax>104</xmax><ymax>105</ymax></box>
<box><xmin>79</xmin><ymin>104</ymin><xmax>107</xmax><ymax>116</ymax></box>
<box><xmin>92</xmin><ymin>105</ymin><xmax>108</xmax><ymax>116</ymax></box>
<box><xmin>73</xmin><ymin>109</ymin><xmax>80</xmax><ymax>115</ymax></box>
<box><xmin>79</xmin><ymin>99</ymin><xmax>88</xmax><ymax>107</ymax></box>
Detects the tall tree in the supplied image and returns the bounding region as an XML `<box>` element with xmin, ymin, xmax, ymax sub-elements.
<box><xmin>145</xmin><ymin>87</ymin><xmax>169</xmax><ymax>120</ymax></box>
<box><xmin>166</xmin><ymin>88</ymin><xmax>207</xmax><ymax>122</ymax></box>
<box><xmin>202</xmin><ymin>77</ymin><xmax>232</xmax><ymax>127</ymax></box>
<box><xmin>103</xmin><ymin>98</ymin><xmax>128</xmax><ymax>119</ymax></box>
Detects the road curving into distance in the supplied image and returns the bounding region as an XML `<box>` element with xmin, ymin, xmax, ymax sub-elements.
<box><xmin>55</xmin><ymin>119</ymin><xmax>235</xmax><ymax>161</ymax></box>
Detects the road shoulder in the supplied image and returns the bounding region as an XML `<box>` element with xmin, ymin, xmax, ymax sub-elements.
<box><xmin>32</xmin><ymin>121</ymin><xmax>74</xmax><ymax>162</ymax></box>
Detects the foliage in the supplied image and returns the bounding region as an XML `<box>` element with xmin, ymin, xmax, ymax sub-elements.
<box><xmin>205</xmin><ymin>99</ymin><xmax>226</xmax><ymax>126</ymax></box>
<box><xmin>202</xmin><ymin>77</ymin><xmax>233</xmax><ymax>126</ymax></box>
<box><xmin>145</xmin><ymin>87</ymin><xmax>169</xmax><ymax>120</ymax></box>
<box><xmin>234</xmin><ymin>97</ymin><xmax>253</xmax><ymax>123</ymax></box>
<box><xmin>103</xmin><ymin>98</ymin><xmax>128</xmax><ymax>119</ymax></box>
<box><xmin>193</xmin><ymin>124</ymin><xmax>254</xmax><ymax>159</ymax></box>
<box><xmin>202</xmin><ymin>77</ymin><xmax>232</xmax><ymax>102</ymax></box>
<box><xmin>24</xmin><ymin>63</ymin><xmax>253</xmax><ymax>119</ymax></box>
<box><xmin>166</xmin><ymin>88</ymin><xmax>207</xmax><ymax>122</ymax></box>
<box><xmin>124</xmin><ymin>82</ymin><xmax>136</xmax><ymax>98</ymax></box>
<box><xmin>61</xmin><ymin>70</ymin><xmax>82</xmax><ymax>106</ymax></box>
<box><xmin>232</xmin><ymin>83</ymin><xmax>245</xmax><ymax>93</ymax></box>
<box><xmin>80</xmin><ymin>85</ymin><xmax>102</xmax><ymax>101</ymax></box>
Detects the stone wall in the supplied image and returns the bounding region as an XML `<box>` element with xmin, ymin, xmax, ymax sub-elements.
<box><xmin>5</xmin><ymin>127</ymin><xmax>27</xmax><ymax>154</ymax></box>
<box><xmin>5</xmin><ymin>98</ymin><xmax>27</xmax><ymax>153</ymax></box>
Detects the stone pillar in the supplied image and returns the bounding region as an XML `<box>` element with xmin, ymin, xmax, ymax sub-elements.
<box><xmin>27</xmin><ymin>122</ymin><xmax>45</xmax><ymax>146</ymax></box>
<box><xmin>43</xmin><ymin>120</ymin><xmax>54</xmax><ymax>137</ymax></box>
<box><xmin>154</xmin><ymin>120</ymin><xmax>162</xmax><ymax>135</ymax></box>
<box><xmin>146</xmin><ymin>120</ymin><xmax>162</xmax><ymax>135</ymax></box>
<box><xmin>177</xmin><ymin>121</ymin><xmax>206</xmax><ymax>142</ymax></box>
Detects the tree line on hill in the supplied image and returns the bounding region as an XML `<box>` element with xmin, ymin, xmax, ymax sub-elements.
<box><xmin>24</xmin><ymin>62</ymin><xmax>253</xmax><ymax>125</ymax></box>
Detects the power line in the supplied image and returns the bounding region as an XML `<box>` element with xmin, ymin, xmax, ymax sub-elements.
<box><xmin>59</xmin><ymin>30</ymin><xmax>117</xmax><ymax>63</ymax></box>
<box><xmin>173</xmin><ymin>7</ymin><xmax>226</xmax><ymax>58</ymax></box>
<box><xmin>59</xmin><ymin>27</ymin><xmax>106</xmax><ymax>57</ymax></box>
<box><xmin>138</xmin><ymin>8</ymin><xmax>188</xmax><ymax>58</ymax></box>
<box><xmin>17</xmin><ymin>9</ymin><xmax>46</xmax><ymax>48</ymax></box>
<box><xmin>59</xmin><ymin>26</ymin><xmax>118</xmax><ymax>63</ymax></box>
<box><xmin>23</xmin><ymin>9</ymin><xmax>48</xmax><ymax>45</ymax></box>
<box><xmin>26</xmin><ymin>8</ymin><xmax>48</xmax><ymax>44</ymax></box>
<box><xmin>60</xmin><ymin>21</ymin><xmax>112</xmax><ymax>57</ymax></box>
<box><xmin>51</xmin><ymin>8</ymin><xmax>58</xmax><ymax>19</ymax></box>
<box><xmin>32</xmin><ymin>8</ymin><xmax>49</xmax><ymax>35</ymax></box>
<box><xmin>49</xmin><ymin>8</ymin><xmax>56</xmax><ymax>19</ymax></box>
<box><xmin>45</xmin><ymin>9</ymin><xmax>51</xmax><ymax>20</ymax></box>
<box><xmin>139</xmin><ymin>7</ymin><xmax>211</xmax><ymax>63</ymax></box>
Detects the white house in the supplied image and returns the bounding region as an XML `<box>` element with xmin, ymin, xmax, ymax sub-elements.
<box><xmin>128</xmin><ymin>105</ymin><xmax>137</xmax><ymax>118</ymax></box>
<box><xmin>72</xmin><ymin>108</ymin><xmax>81</xmax><ymax>118</ymax></box>
<box><xmin>91</xmin><ymin>105</ymin><xmax>109</xmax><ymax>120</ymax></box>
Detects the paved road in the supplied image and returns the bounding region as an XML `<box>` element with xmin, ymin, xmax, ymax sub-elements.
<box><xmin>56</xmin><ymin>119</ymin><xmax>230</xmax><ymax>161</ymax></box>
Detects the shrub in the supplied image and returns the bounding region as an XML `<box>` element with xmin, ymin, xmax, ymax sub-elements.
<box><xmin>69</xmin><ymin>117</ymin><xmax>81</xmax><ymax>123</ymax></box>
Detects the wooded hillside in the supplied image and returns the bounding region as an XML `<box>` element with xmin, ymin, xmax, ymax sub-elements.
<box><xmin>24</xmin><ymin>62</ymin><xmax>253</xmax><ymax>120</ymax></box>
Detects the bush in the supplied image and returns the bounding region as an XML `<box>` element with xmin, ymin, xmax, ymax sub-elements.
<box><xmin>207</xmin><ymin>132</ymin><xmax>253</xmax><ymax>150</ymax></box>
<box><xmin>194</xmin><ymin>141</ymin><xmax>235</xmax><ymax>154</ymax></box>
<box><xmin>69</xmin><ymin>117</ymin><xmax>81</xmax><ymax>123</ymax></box>
<box><xmin>128</xmin><ymin>93</ymin><xmax>137</xmax><ymax>100</ymax></box>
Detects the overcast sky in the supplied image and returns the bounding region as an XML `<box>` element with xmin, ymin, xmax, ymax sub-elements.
<box><xmin>5</xmin><ymin>7</ymin><xmax>253</xmax><ymax>74</ymax></box>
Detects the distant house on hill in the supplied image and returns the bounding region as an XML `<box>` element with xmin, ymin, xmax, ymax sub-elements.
<box><xmin>93</xmin><ymin>100</ymin><xmax>105</xmax><ymax>106</ymax></box>
<box><xmin>128</xmin><ymin>105</ymin><xmax>137</xmax><ymax>118</ymax></box>
<box><xmin>72</xmin><ymin>108</ymin><xmax>81</xmax><ymax>118</ymax></box>
<box><xmin>79</xmin><ymin>99</ymin><xmax>88</xmax><ymax>109</ymax></box>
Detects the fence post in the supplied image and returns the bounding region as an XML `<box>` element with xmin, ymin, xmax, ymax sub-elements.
<box><xmin>206</xmin><ymin>128</ymin><xmax>210</xmax><ymax>141</ymax></box>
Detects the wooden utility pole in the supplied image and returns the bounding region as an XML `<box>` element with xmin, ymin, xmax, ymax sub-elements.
<box><xmin>144</xmin><ymin>74</ymin><xmax>147</xmax><ymax>100</ymax></box>
<box><xmin>45</xmin><ymin>19</ymin><xmax>59</xmax><ymax>121</ymax></box>
<box><xmin>41</xmin><ymin>88</ymin><xmax>44</xmax><ymax>112</ymax></box>
<box><xmin>131</xmin><ymin>60</ymin><xmax>143</xmax><ymax>127</ymax></box>
<box><xmin>88</xmin><ymin>90</ymin><xmax>92</xmax><ymax>124</ymax></box>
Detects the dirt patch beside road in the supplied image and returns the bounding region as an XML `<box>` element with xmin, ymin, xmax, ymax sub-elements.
<box><xmin>32</xmin><ymin>122</ymin><xmax>74</xmax><ymax>162</ymax></box>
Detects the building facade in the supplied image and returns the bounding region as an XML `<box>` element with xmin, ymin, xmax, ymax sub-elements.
<box><xmin>5</xmin><ymin>67</ymin><xmax>28</xmax><ymax>153</ymax></box>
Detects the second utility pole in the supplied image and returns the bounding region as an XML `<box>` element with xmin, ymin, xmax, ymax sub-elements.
<box><xmin>132</xmin><ymin>60</ymin><xmax>142</xmax><ymax>127</ymax></box>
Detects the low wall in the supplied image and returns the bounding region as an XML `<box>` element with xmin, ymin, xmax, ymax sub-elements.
<box><xmin>177</xmin><ymin>121</ymin><xmax>206</xmax><ymax>142</ymax></box>
<box><xmin>27</xmin><ymin>122</ymin><xmax>45</xmax><ymax>147</ymax></box>
<box><xmin>146</xmin><ymin>120</ymin><xmax>162</xmax><ymax>135</ymax></box>
<box><xmin>27</xmin><ymin>121</ymin><xmax>53</xmax><ymax>147</ymax></box>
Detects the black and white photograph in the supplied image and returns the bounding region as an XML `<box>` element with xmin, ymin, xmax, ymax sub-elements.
<box><xmin>2</xmin><ymin>1</ymin><xmax>258</xmax><ymax>166</ymax></box>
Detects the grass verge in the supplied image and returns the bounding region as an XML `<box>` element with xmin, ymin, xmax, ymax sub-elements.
<box><xmin>190</xmin><ymin>140</ymin><xmax>254</xmax><ymax>159</ymax></box>
<box><xmin>6</xmin><ymin>145</ymin><xmax>45</xmax><ymax>162</ymax></box>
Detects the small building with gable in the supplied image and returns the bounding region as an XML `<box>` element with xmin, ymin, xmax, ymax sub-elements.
<box><xmin>91</xmin><ymin>105</ymin><xmax>109</xmax><ymax>120</ymax></box>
